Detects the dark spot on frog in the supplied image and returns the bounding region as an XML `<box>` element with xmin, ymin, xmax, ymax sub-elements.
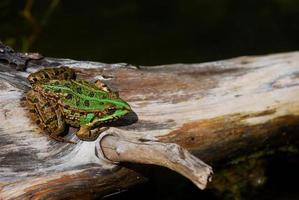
<box><xmin>84</xmin><ymin>100</ymin><xmax>90</xmax><ymax>106</ymax></box>
<box><xmin>44</xmin><ymin>102</ymin><xmax>51</xmax><ymax>108</ymax></box>
<box><xmin>45</xmin><ymin>115</ymin><xmax>58</xmax><ymax>124</ymax></box>
<box><xmin>36</xmin><ymin>119</ymin><xmax>41</xmax><ymax>125</ymax></box>
<box><xmin>64</xmin><ymin>83</ymin><xmax>71</xmax><ymax>87</ymax></box>
<box><xmin>107</xmin><ymin>108</ymin><xmax>115</xmax><ymax>115</ymax></box>
<box><xmin>32</xmin><ymin>98</ymin><xmax>39</xmax><ymax>103</ymax></box>
<box><xmin>77</xmin><ymin>87</ymin><xmax>82</xmax><ymax>94</ymax></box>
<box><xmin>29</xmin><ymin>109</ymin><xmax>36</xmax><ymax>113</ymax></box>
<box><xmin>64</xmin><ymin>72</ymin><xmax>70</xmax><ymax>79</ymax></box>
<box><xmin>89</xmin><ymin>92</ymin><xmax>95</xmax><ymax>97</ymax></box>
<box><xmin>65</xmin><ymin>93</ymin><xmax>73</xmax><ymax>100</ymax></box>
<box><xmin>44</xmin><ymin>73</ymin><xmax>50</xmax><ymax>79</ymax></box>
<box><xmin>32</xmin><ymin>77</ymin><xmax>38</xmax><ymax>82</ymax></box>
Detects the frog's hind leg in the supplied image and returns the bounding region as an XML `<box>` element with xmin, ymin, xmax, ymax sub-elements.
<box><xmin>26</xmin><ymin>90</ymin><xmax>74</xmax><ymax>143</ymax></box>
<box><xmin>27</xmin><ymin>66</ymin><xmax>76</xmax><ymax>84</ymax></box>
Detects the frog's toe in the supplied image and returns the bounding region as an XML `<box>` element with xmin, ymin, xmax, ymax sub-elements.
<box><xmin>76</xmin><ymin>126</ymin><xmax>108</xmax><ymax>141</ymax></box>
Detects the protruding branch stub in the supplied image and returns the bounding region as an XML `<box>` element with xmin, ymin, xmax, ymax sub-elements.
<box><xmin>96</xmin><ymin>132</ymin><xmax>213</xmax><ymax>190</ymax></box>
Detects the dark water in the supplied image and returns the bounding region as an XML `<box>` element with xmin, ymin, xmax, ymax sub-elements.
<box><xmin>1</xmin><ymin>1</ymin><xmax>299</xmax><ymax>199</ymax></box>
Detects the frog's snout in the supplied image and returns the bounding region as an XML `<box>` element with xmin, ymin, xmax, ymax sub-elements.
<box><xmin>123</xmin><ymin>104</ymin><xmax>131</xmax><ymax>111</ymax></box>
<box><xmin>117</xmin><ymin>104</ymin><xmax>131</xmax><ymax>113</ymax></box>
<box><xmin>113</xmin><ymin>99</ymin><xmax>132</xmax><ymax>111</ymax></box>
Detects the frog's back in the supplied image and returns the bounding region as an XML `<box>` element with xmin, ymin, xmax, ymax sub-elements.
<box><xmin>28</xmin><ymin>67</ymin><xmax>76</xmax><ymax>84</ymax></box>
<box><xmin>36</xmin><ymin>80</ymin><xmax>111</xmax><ymax>112</ymax></box>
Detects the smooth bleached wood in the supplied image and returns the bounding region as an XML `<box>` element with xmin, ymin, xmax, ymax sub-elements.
<box><xmin>1</xmin><ymin>51</ymin><xmax>299</xmax><ymax>199</ymax></box>
<box><xmin>98</xmin><ymin>132</ymin><xmax>212</xmax><ymax>189</ymax></box>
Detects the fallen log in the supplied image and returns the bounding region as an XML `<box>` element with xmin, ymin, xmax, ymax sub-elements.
<box><xmin>1</xmin><ymin>49</ymin><xmax>299</xmax><ymax>199</ymax></box>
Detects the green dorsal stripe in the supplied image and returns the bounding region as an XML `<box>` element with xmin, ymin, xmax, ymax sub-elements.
<box><xmin>42</xmin><ymin>82</ymin><xmax>129</xmax><ymax>111</ymax></box>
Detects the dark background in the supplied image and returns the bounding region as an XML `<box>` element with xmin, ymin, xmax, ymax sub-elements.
<box><xmin>2</xmin><ymin>0</ymin><xmax>299</xmax><ymax>65</ymax></box>
<box><xmin>1</xmin><ymin>0</ymin><xmax>299</xmax><ymax>199</ymax></box>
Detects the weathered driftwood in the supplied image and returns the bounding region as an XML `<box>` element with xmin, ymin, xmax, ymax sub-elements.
<box><xmin>1</xmin><ymin>51</ymin><xmax>299</xmax><ymax>199</ymax></box>
<box><xmin>98</xmin><ymin>132</ymin><xmax>212</xmax><ymax>189</ymax></box>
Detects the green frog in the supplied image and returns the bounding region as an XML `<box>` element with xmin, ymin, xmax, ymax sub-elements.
<box><xmin>25</xmin><ymin>66</ymin><xmax>131</xmax><ymax>143</ymax></box>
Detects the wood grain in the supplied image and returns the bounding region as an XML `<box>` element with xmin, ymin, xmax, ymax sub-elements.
<box><xmin>1</xmin><ymin>51</ymin><xmax>299</xmax><ymax>199</ymax></box>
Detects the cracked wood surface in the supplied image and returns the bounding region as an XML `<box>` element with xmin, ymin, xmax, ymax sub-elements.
<box><xmin>1</xmin><ymin>51</ymin><xmax>299</xmax><ymax>199</ymax></box>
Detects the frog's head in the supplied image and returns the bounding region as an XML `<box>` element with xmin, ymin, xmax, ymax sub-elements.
<box><xmin>101</xmin><ymin>97</ymin><xmax>132</xmax><ymax>120</ymax></box>
<box><xmin>80</xmin><ymin>98</ymin><xmax>132</xmax><ymax>126</ymax></box>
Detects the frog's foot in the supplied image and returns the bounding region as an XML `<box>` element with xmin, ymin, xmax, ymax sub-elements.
<box><xmin>76</xmin><ymin>126</ymin><xmax>109</xmax><ymax>141</ymax></box>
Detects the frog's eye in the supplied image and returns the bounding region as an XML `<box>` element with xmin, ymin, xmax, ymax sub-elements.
<box><xmin>107</xmin><ymin>107</ymin><xmax>115</xmax><ymax>115</ymax></box>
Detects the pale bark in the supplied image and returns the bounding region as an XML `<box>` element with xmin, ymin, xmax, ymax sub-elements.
<box><xmin>1</xmin><ymin>51</ymin><xmax>299</xmax><ymax>199</ymax></box>
<box><xmin>98</xmin><ymin>132</ymin><xmax>212</xmax><ymax>189</ymax></box>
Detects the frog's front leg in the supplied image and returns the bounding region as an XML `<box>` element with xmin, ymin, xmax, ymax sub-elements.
<box><xmin>76</xmin><ymin>125</ymin><xmax>108</xmax><ymax>141</ymax></box>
